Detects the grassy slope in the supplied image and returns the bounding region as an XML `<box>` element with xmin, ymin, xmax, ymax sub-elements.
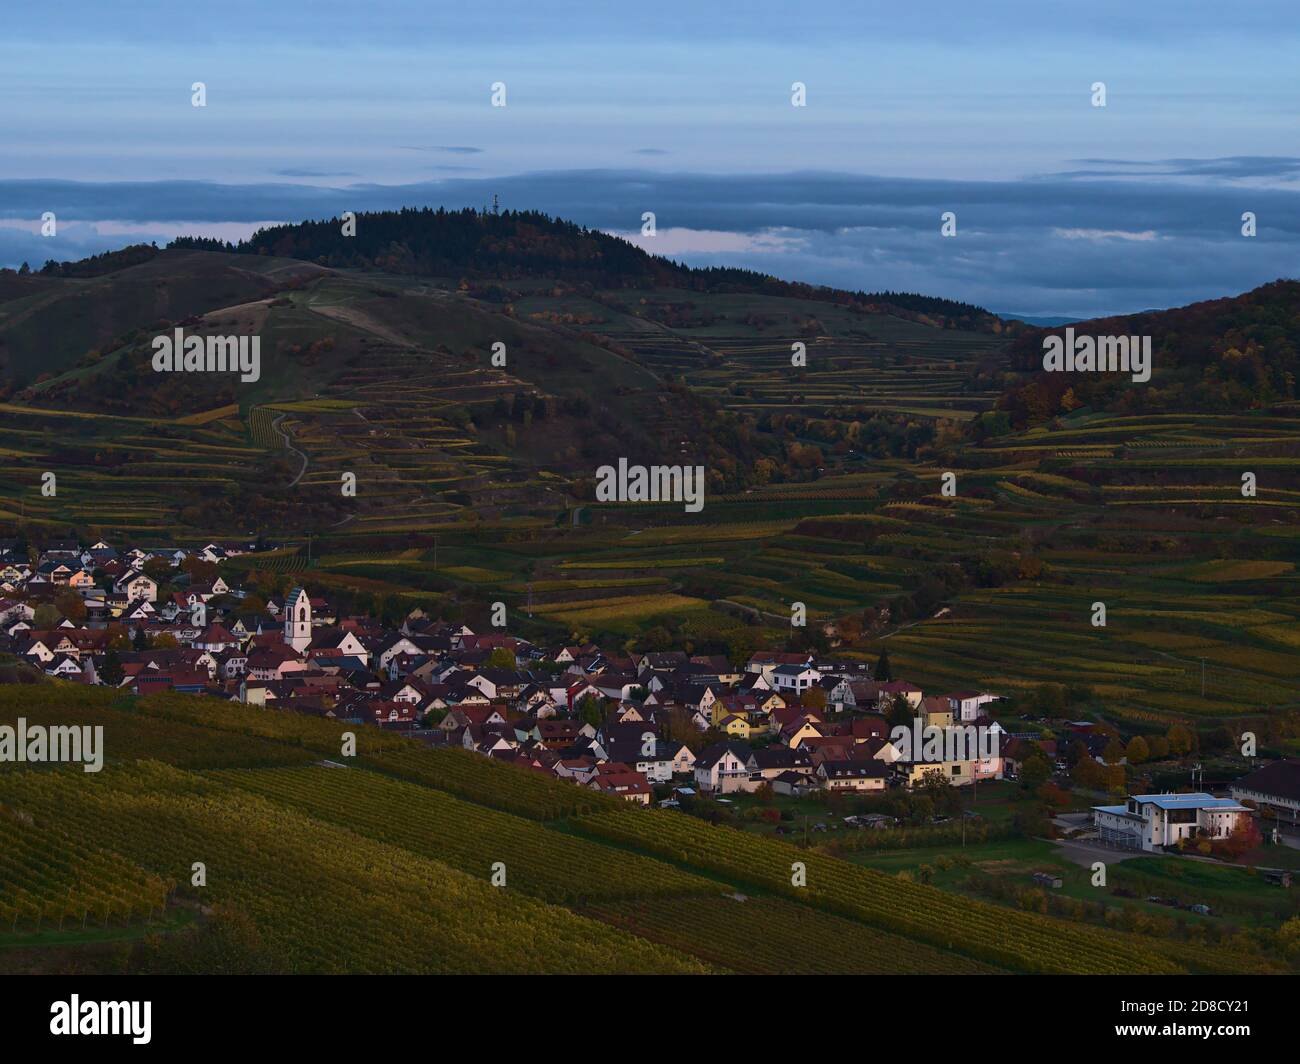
<box><xmin>0</xmin><ymin>685</ymin><xmax>1285</xmax><ymax>974</ymax></box>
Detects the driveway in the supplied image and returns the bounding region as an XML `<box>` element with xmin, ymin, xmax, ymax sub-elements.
<box><xmin>1052</xmin><ymin>837</ymin><xmax>1145</xmax><ymax>868</ymax></box>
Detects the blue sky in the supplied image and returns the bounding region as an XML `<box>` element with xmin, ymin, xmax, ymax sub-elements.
<box><xmin>3</xmin><ymin>1</ymin><xmax>1298</xmax><ymax>317</ymax></box>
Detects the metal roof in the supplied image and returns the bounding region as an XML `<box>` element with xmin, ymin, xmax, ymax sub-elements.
<box><xmin>1131</xmin><ymin>793</ymin><xmax>1249</xmax><ymax>811</ymax></box>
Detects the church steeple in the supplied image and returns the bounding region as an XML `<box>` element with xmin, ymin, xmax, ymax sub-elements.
<box><xmin>284</xmin><ymin>586</ymin><xmax>312</xmax><ymax>652</ymax></box>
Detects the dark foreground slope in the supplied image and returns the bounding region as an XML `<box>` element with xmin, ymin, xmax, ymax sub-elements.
<box><xmin>0</xmin><ymin>685</ymin><xmax>1285</xmax><ymax>975</ymax></box>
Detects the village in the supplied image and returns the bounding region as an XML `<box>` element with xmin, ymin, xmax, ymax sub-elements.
<box><xmin>3</xmin><ymin>534</ymin><xmax>1298</xmax><ymax>866</ymax></box>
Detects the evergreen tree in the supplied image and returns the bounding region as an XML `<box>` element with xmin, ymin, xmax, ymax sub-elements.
<box><xmin>875</xmin><ymin>647</ymin><xmax>893</xmax><ymax>682</ymax></box>
<box><xmin>100</xmin><ymin>649</ymin><xmax>124</xmax><ymax>687</ymax></box>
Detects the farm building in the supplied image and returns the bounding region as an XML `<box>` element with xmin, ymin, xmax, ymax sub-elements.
<box><xmin>1230</xmin><ymin>759</ymin><xmax>1300</xmax><ymax>827</ymax></box>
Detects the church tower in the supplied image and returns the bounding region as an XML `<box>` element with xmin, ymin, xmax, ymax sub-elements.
<box><xmin>284</xmin><ymin>586</ymin><xmax>312</xmax><ymax>652</ymax></box>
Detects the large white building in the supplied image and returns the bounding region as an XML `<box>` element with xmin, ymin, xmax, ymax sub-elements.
<box><xmin>1093</xmin><ymin>792</ymin><xmax>1250</xmax><ymax>852</ymax></box>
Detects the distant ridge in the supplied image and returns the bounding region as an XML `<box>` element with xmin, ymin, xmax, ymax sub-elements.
<box><xmin>995</xmin><ymin>279</ymin><xmax>1300</xmax><ymax>426</ymax></box>
<box><xmin>167</xmin><ymin>207</ymin><xmax>1001</xmax><ymax>331</ymax></box>
<box><xmin>991</xmin><ymin>312</ymin><xmax>1081</xmax><ymax>327</ymax></box>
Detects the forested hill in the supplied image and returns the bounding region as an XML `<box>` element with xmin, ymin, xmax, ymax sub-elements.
<box><xmin>166</xmin><ymin>207</ymin><xmax>1000</xmax><ymax>330</ymax></box>
<box><xmin>994</xmin><ymin>279</ymin><xmax>1300</xmax><ymax>427</ymax></box>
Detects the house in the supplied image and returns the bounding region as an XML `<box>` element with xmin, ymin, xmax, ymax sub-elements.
<box><xmin>554</xmin><ymin>757</ymin><xmax>600</xmax><ymax>785</ymax></box>
<box><xmin>566</xmin><ymin>681</ymin><xmax>605</xmax><ymax>711</ymax></box>
<box><xmin>824</xmin><ymin>674</ymin><xmax>857</xmax><ymax>711</ymax></box>
<box><xmin>871</xmin><ymin>680</ymin><xmax>924</xmax><ymax>710</ymax></box>
<box><xmin>772</xmin><ymin>770</ymin><xmax>819</xmax><ymax>797</ymax></box>
<box><xmin>770</xmin><ymin>663</ymin><xmax>822</xmax><ymax>695</ymax></box>
<box><xmin>603</xmin><ymin>736</ymin><xmax>695</xmax><ymax>783</ymax></box>
<box><xmin>464</xmin><ymin>668</ymin><xmax>524</xmax><ymax>702</ymax></box>
<box><xmin>899</xmin><ymin>751</ymin><xmax>982</xmax><ymax>789</ymax></box>
<box><xmin>716</xmin><ymin>713</ymin><xmax>751</xmax><ymax>740</ymax></box>
<box><xmin>19</xmin><ymin>636</ymin><xmax>55</xmax><ymax>664</ymax></box>
<box><xmin>748</xmin><ymin>746</ymin><xmax>814</xmax><ymax>781</ymax></box>
<box><xmin>441</xmin><ymin>705</ymin><xmax>509</xmax><ymax>732</ymax></box>
<box><xmin>588</xmin><ymin>670</ymin><xmax>639</xmax><ymax>702</ymax></box>
<box><xmin>46</xmin><ymin>654</ymin><xmax>84</xmax><ymax>679</ymax></box>
<box><xmin>816</xmin><ymin>759</ymin><xmax>890</xmax><ymax>793</ymax></box>
<box><xmin>694</xmin><ymin>741</ymin><xmax>757</xmax><ymax>794</ymax></box>
<box><xmin>193</xmin><ymin>624</ymin><xmax>240</xmax><ymax>653</ymax></box>
<box><xmin>947</xmin><ymin>690</ymin><xmax>999</xmax><ymax>722</ymax></box>
<box><xmin>589</xmin><ymin>764</ymin><xmax>652</xmax><ymax>805</ymax></box>
<box><xmin>121</xmin><ymin>598</ymin><xmax>155</xmax><ymax>622</ymax></box>
<box><xmin>525</xmin><ymin>718</ymin><xmax>596</xmax><ymax>747</ymax></box>
<box><xmin>1093</xmin><ymin>792</ymin><xmax>1251</xmax><ymax>852</ymax></box>
<box><xmin>376</xmin><ymin>635</ymin><xmax>423</xmax><ymax>671</ymax></box>
<box><xmin>918</xmin><ymin>696</ymin><xmax>954</xmax><ymax>729</ymax></box>
<box><xmin>746</xmin><ymin>651</ymin><xmax>813</xmax><ymax>680</ymax></box>
<box><xmin>116</xmin><ymin>571</ymin><xmax>159</xmax><ymax>603</ymax></box>
<box><xmin>780</xmin><ymin>715</ymin><xmax>825</xmax><ymax>750</ymax></box>
<box><xmin>365</xmin><ymin>701</ymin><xmax>420</xmax><ymax>726</ymax></box>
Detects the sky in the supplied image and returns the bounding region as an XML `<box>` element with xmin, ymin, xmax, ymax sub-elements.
<box><xmin>2</xmin><ymin>1</ymin><xmax>1298</xmax><ymax>317</ymax></box>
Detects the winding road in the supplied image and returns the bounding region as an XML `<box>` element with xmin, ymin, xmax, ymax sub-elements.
<box><xmin>270</xmin><ymin>412</ymin><xmax>309</xmax><ymax>487</ymax></box>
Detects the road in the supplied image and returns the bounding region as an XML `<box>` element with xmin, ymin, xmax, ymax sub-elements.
<box><xmin>270</xmin><ymin>412</ymin><xmax>309</xmax><ymax>487</ymax></box>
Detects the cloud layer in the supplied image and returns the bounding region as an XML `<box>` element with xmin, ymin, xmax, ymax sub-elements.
<box><xmin>2</xmin><ymin>167</ymin><xmax>1295</xmax><ymax>318</ymax></box>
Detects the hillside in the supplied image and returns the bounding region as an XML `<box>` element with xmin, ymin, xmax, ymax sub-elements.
<box><xmin>3</xmin><ymin>219</ymin><xmax>1300</xmax><ymax>737</ymax></box>
<box><xmin>995</xmin><ymin>280</ymin><xmax>1300</xmax><ymax>427</ymax></box>
<box><xmin>0</xmin><ymin>219</ymin><xmax>1005</xmax><ymax>541</ymax></box>
<box><xmin>170</xmin><ymin>208</ymin><xmax>1006</xmax><ymax>331</ymax></box>
<box><xmin>0</xmin><ymin>250</ymin><xmax>327</xmax><ymax>388</ymax></box>
<box><xmin>0</xmin><ymin>685</ymin><xmax>1278</xmax><ymax>975</ymax></box>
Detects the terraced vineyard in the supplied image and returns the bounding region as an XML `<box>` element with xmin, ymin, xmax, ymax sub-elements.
<box><xmin>0</xmin><ymin>814</ymin><xmax>169</xmax><ymax>931</ymax></box>
<box><xmin>571</xmin><ymin>809</ymin><xmax>1283</xmax><ymax>975</ymax></box>
<box><xmin>211</xmin><ymin>765</ymin><xmax>711</xmax><ymax>904</ymax></box>
<box><xmin>5</xmin><ymin>245</ymin><xmax>1300</xmax><ymax>734</ymax></box>
<box><xmin>586</xmin><ymin>895</ymin><xmax>1007</xmax><ymax>975</ymax></box>
<box><xmin>0</xmin><ymin>763</ymin><xmax>707</xmax><ymax>975</ymax></box>
<box><xmin>4</xmin><ymin>686</ymin><xmax>1282</xmax><ymax>973</ymax></box>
